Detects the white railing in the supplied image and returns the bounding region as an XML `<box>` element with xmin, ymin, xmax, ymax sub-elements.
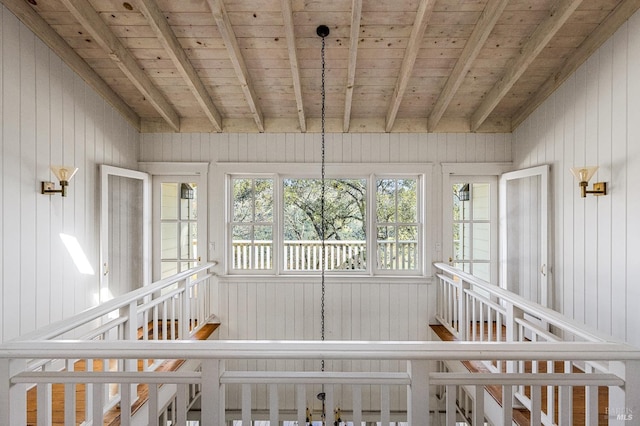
<box><xmin>434</xmin><ymin>262</ymin><xmax>640</xmax><ymax>425</ymax></box>
<box><xmin>0</xmin><ymin>262</ymin><xmax>216</xmax><ymax>426</ymax></box>
<box><xmin>1</xmin><ymin>262</ymin><xmax>639</xmax><ymax>425</ymax></box>
<box><xmin>232</xmin><ymin>240</ymin><xmax>418</xmax><ymax>271</ymax></box>
<box><xmin>1</xmin><ymin>340</ymin><xmax>638</xmax><ymax>425</ymax></box>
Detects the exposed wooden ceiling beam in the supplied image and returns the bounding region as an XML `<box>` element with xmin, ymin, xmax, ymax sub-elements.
<box><xmin>0</xmin><ymin>0</ymin><xmax>141</xmax><ymax>130</ymax></box>
<box><xmin>385</xmin><ymin>0</ymin><xmax>436</xmax><ymax>133</ymax></box>
<box><xmin>58</xmin><ymin>0</ymin><xmax>180</xmax><ymax>131</ymax></box>
<box><xmin>471</xmin><ymin>0</ymin><xmax>584</xmax><ymax>132</ymax></box>
<box><xmin>343</xmin><ymin>0</ymin><xmax>363</xmax><ymax>133</ymax></box>
<box><xmin>280</xmin><ymin>0</ymin><xmax>306</xmax><ymax>132</ymax></box>
<box><xmin>206</xmin><ymin>0</ymin><xmax>265</xmax><ymax>132</ymax></box>
<box><xmin>428</xmin><ymin>0</ymin><xmax>509</xmax><ymax>131</ymax></box>
<box><xmin>135</xmin><ymin>0</ymin><xmax>222</xmax><ymax>132</ymax></box>
<box><xmin>511</xmin><ymin>0</ymin><xmax>640</xmax><ymax>130</ymax></box>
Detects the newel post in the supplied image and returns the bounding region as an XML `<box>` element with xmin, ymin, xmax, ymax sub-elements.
<box><xmin>201</xmin><ymin>359</ymin><xmax>225</xmax><ymax>426</ymax></box>
<box><xmin>407</xmin><ymin>360</ymin><xmax>432</xmax><ymax>425</ymax></box>
<box><xmin>0</xmin><ymin>358</ymin><xmax>27</xmax><ymax>426</ymax></box>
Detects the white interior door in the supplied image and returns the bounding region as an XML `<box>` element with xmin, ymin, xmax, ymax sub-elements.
<box><xmin>152</xmin><ymin>175</ymin><xmax>207</xmax><ymax>281</ymax></box>
<box><xmin>499</xmin><ymin>165</ymin><xmax>549</xmax><ymax>307</ymax></box>
<box><xmin>100</xmin><ymin>165</ymin><xmax>151</xmax><ymax>302</ymax></box>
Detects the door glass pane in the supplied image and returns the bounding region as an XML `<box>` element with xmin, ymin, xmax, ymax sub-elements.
<box><xmin>161</xmin><ymin>223</ymin><xmax>178</xmax><ymax>259</ymax></box>
<box><xmin>452</xmin><ymin>180</ymin><xmax>494</xmax><ymax>282</ymax></box>
<box><xmin>180</xmin><ymin>184</ymin><xmax>197</xmax><ymax>220</ymax></box>
<box><xmin>161</xmin><ymin>183</ymin><xmax>178</xmax><ymax>220</ymax></box>
<box><xmin>180</xmin><ymin>223</ymin><xmax>197</xmax><ymax>260</ymax></box>
<box><xmin>472</xmin><ymin>183</ymin><xmax>490</xmax><ymax>221</ymax></box>
<box><xmin>162</xmin><ymin>261</ymin><xmax>178</xmax><ymax>279</ymax></box>
<box><xmin>458</xmin><ymin>223</ymin><xmax>471</xmax><ymax>260</ymax></box>
<box><xmin>472</xmin><ymin>223</ymin><xmax>490</xmax><ymax>260</ymax></box>
<box><xmin>473</xmin><ymin>262</ymin><xmax>490</xmax><ymax>282</ymax></box>
<box><xmin>160</xmin><ymin>180</ymin><xmax>200</xmax><ymax>279</ymax></box>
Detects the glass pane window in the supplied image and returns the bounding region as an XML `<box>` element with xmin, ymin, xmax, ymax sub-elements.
<box><xmin>375</xmin><ymin>178</ymin><xmax>419</xmax><ymax>271</ymax></box>
<box><xmin>283</xmin><ymin>178</ymin><xmax>367</xmax><ymax>271</ymax></box>
<box><xmin>231</xmin><ymin>178</ymin><xmax>274</xmax><ymax>270</ymax></box>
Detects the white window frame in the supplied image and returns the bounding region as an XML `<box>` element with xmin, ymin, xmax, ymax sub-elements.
<box><xmin>228</xmin><ymin>173</ymin><xmax>278</xmax><ymax>273</ymax></box>
<box><xmin>218</xmin><ymin>163</ymin><xmax>433</xmax><ymax>278</ymax></box>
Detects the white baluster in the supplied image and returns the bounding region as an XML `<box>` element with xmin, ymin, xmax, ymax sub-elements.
<box><xmin>473</xmin><ymin>384</ymin><xmax>485</xmax><ymax>425</ymax></box>
<box><xmin>242</xmin><ymin>383</ymin><xmax>252</xmax><ymax>424</ymax></box>
<box><xmin>530</xmin><ymin>385</ymin><xmax>541</xmax><ymax>425</ymax></box>
<box><xmin>296</xmin><ymin>384</ymin><xmax>306</xmax><ymax>425</ymax></box>
<box><xmin>148</xmin><ymin>383</ymin><xmax>159</xmax><ymax>426</ymax></box>
<box><xmin>92</xmin><ymin>376</ymin><xmax>104</xmax><ymax>425</ymax></box>
<box><xmin>502</xmin><ymin>384</ymin><xmax>513</xmax><ymax>425</ymax></box>
<box><xmin>64</xmin><ymin>359</ymin><xmax>76</xmax><ymax>426</ymax></box>
<box><xmin>36</xmin><ymin>365</ymin><xmax>52</xmax><ymax>426</ymax></box>
<box><xmin>120</xmin><ymin>378</ymin><xmax>132</xmax><ymax>426</ymax></box>
<box><xmin>177</xmin><ymin>384</ymin><xmax>188</xmax><ymax>425</ymax></box>
<box><xmin>269</xmin><ymin>383</ymin><xmax>279</xmax><ymax>425</ymax></box>
<box><xmin>352</xmin><ymin>385</ymin><xmax>362</xmax><ymax>426</ymax></box>
<box><xmin>381</xmin><ymin>385</ymin><xmax>390</xmax><ymax>425</ymax></box>
<box><xmin>445</xmin><ymin>384</ymin><xmax>456</xmax><ymax>425</ymax></box>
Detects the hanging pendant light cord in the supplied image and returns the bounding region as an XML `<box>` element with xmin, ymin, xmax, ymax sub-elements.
<box><xmin>316</xmin><ymin>25</ymin><xmax>330</xmax><ymax>426</ymax></box>
<box><xmin>320</xmin><ymin>32</ymin><xmax>326</xmax><ymax>374</ymax></box>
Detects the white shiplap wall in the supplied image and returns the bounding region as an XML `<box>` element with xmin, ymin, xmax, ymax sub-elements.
<box><xmin>513</xmin><ymin>9</ymin><xmax>640</xmax><ymax>347</ymax></box>
<box><xmin>140</xmin><ymin>131</ymin><xmax>512</xmax><ymax>409</ymax></box>
<box><xmin>0</xmin><ymin>6</ymin><xmax>139</xmax><ymax>343</ymax></box>
<box><xmin>139</xmin><ymin>132</ymin><xmax>512</xmax><ymax>336</ymax></box>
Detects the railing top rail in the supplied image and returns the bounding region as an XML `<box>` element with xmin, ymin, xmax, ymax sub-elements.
<box><xmin>13</xmin><ymin>262</ymin><xmax>216</xmax><ymax>342</ymax></box>
<box><xmin>433</xmin><ymin>262</ymin><xmax>626</xmax><ymax>345</ymax></box>
<box><xmin>2</xmin><ymin>340</ymin><xmax>639</xmax><ymax>361</ymax></box>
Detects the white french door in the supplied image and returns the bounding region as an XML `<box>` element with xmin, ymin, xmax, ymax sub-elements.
<box><xmin>444</xmin><ymin>175</ymin><xmax>498</xmax><ymax>284</ymax></box>
<box><xmin>499</xmin><ymin>165</ymin><xmax>549</xmax><ymax>307</ymax></box>
<box><xmin>152</xmin><ymin>175</ymin><xmax>207</xmax><ymax>281</ymax></box>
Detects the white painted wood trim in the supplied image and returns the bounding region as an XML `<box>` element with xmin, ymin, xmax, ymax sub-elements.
<box><xmin>498</xmin><ymin>165</ymin><xmax>550</xmax><ymax>306</ymax></box>
<box><xmin>138</xmin><ymin>162</ymin><xmax>209</xmax><ymax>176</ymax></box>
<box><xmin>100</xmin><ymin>165</ymin><xmax>151</xmax><ymax>302</ymax></box>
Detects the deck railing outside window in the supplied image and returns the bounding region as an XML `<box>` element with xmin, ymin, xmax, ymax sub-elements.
<box><xmin>232</xmin><ymin>240</ymin><xmax>418</xmax><ymax>271</ymax></box>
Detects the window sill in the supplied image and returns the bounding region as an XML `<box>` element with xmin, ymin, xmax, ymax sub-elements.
<box><xmin>216</xmin><ymin>274</ymin><xmax>433</xmax><ymax>285</ymax></box>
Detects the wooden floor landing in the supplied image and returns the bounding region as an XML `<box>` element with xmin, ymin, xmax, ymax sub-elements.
<box><xmin>26</xmin><ymin>322</ymin><xmax>219</xmax><ymax>426</ymax></box>
<box><xmin>431</xmin><ymin>324</ymin><xmax>609</xmax><ymax>426</ymax></box>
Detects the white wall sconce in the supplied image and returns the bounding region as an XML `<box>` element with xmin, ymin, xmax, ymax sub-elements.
<box><xmin>570</xmin><ymin>166</ymin><xmax>606</xmax><ymax>198</ymax></box>
<box><xmin>42</xmin><ymin>165</ymin><xmax>78</xmax><ymax>197</ymax></box>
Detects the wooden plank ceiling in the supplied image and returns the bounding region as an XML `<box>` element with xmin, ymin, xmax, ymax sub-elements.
<box><xmin>3</xmin><ymin>0</ymin><xmax>639</xmax><ymax>133</ymax></box>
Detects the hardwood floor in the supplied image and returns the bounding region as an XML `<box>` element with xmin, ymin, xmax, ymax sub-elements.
<box><xmin>26</xmin><ymin>322</ymin><xmax>218</xmax><ymax>426</ymax></box>
<box><xmin>431</xmin><ymin>324</ymin><xmax>610</xmax><ymax>426</ymax></box>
